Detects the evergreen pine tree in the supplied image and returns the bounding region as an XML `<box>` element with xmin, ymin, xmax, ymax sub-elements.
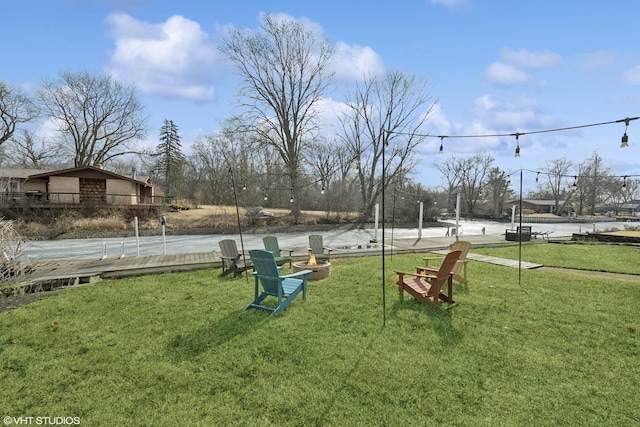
<box><xmin>155</xmin><ymin>119</ymin><xmax>186</xmax><ymax>197</ymax></box>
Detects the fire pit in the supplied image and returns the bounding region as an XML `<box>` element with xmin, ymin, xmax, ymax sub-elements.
<box><xmin>292</xmin><ymin>252</ymin><xmax>331</xmax><ymax>281</ymax></box>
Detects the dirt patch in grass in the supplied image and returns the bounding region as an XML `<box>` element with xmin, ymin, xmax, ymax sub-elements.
<box><xmin>0</xmin><ymin>292</ymin><xmax>52</xmax><ymax>313</ymax></box>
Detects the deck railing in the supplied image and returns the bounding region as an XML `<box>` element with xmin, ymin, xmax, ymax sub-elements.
<box><xmin>0</xmin><ymin>191</ymin><xmax>165</xmax><ymax>206</ymax></box>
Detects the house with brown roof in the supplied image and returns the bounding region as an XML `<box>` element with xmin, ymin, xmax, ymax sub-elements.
<box><xmin>0</xmin><ymin>166</ymin><xmax>156</xmax><ymax>206</ymax></box>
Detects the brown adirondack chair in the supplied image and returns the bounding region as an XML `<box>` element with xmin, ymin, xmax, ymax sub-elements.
<box><xmin>218</xmin><ymin>239</ymin><xmax>253</xmax><ymax>277</ymax></box>
<box><xmin>423</xmin><ymin>240</ymin><xmax>471</xmax><ymax>288</ymax></box>
<box><xmin>395</xmin><ymin>250</ymin><xmax>461</xmax><ymax>308</ymax></box>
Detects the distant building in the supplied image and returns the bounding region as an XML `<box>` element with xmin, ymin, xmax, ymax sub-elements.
<box><xmin>0</xmin><ymin>166</ymin><xmax>156</xmax><ymax>206</ymax></box>
<box><xmin>619</xmin><ymin>200</ymin><xmax>640</xmax><ymax>217</ymax></box>
<box><xmin>504</xmin><ymin>199</ymin><xmax>573</xmax><ymax>215</ymax></box>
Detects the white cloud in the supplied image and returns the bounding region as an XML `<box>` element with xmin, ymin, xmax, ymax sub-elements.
<box><xmin>622</xmin><ymin>65</ymin><xmax>640</xmax><ymax>84</ymax></box>
<box><xmin>472</xmin><ymin>94</ymin><xmax>551</xmax><ymax>130</ymax></box>
<box><xmin>499</xmin><ymin>48</ymin><xmax>563</xmax><ymax>69</ymax></box>
<box><xmin>315</xmin><ymin>97</ymin><xmax>349</xmax><ymax>133</ymax></box>
<box><xmin>425</xmin><ymin>104</ymin><xmax>452</xmax><ymax>135</ymax></box>
<box><xmin>331</xmin><ymin>42</ymin><xmax>385</xmax><ymax>80</ymax></box>
<box><xmin>485</xmin><ymin>48</ymin><xmax>562</xmax><ymax>87</ymax></box>
<box><xmin>105</xmin><ymin>13</ymin><xmax>218</xmax><ymax>101</ymax></box>
<box><xmin>484</xmin><ymin>62</ymin><xmax>538</xmax><ymax>86</ymax></box>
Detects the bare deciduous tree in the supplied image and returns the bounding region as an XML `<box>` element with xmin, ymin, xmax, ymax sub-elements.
<box><xmin>436</xmin><ymin>153</ymin><xmax>494</xmax><ymax>214</ymax></box>
<box><xmin>484</xmin><ymin>167</ymin><xmax>511</xmax><ymax>218</ymax></box>
<box><xmin>0</xmin><ymin>80</ymin><xmax>39</xmax><ymax>147</ymax></box>
<box><xmin>220</xmin><ymin>14</ymin><xmax>334</xmax><ymax>222</ymax></box>
<box><xmin>435</xmin><ymin>155</ymin><xmax>463</xmax><ymax>213</ymax></box>
<box><xmin>459</xmin><ymin>153</ymin><xmax>493</xmax><ymax>214</ymax></box>
<box><xmin>5</xmin><ymin>129</ymin><xmax>64</xmax><ymax>169</ymax></box>
<box><xmin>36</xmin><ymin>71</ymin><xmax>148</xmax><ymax>167</ymax></box>
<box><xmin>305</xmin><ymin>139</ymin><xmax>356</xmax><ymax>215</ymax></box>
<box><xmin>338</xmin><ymin>71</ymin><xmax>436</xmax><ymax>220</ymax></box>
<box><xmin>577</xmin><ymin>151</ymin><xmax>616</xmax><ymax>215</ymax></box>
<box><xmin>537</xmin><ymin>158</ymin><xmax>574</xmax><ymax>215</ymax></box>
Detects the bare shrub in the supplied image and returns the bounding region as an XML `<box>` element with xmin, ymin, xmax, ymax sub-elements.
<box><xmin>12</xmin><ymin>220</ymin><xmax>50</xmax><ymax>237</ymax></box>
<box><xmin>168</xmin><ymin>199</ymin><xmax>195</xmax><ymax>211</ymax></box>
<box><xmin>0</xmin><ymin>219</ymin><xmax>31</xmax><ymax>283</ymax></box>
<box><xmin>54</xmin><ymin>215</ymin><xmax>128</xmax><ymax>233</ymax></box>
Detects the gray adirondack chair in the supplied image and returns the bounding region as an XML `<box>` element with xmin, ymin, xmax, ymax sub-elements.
<box><xmin>218</xmin><ymin>239</ymin><xmax>252</xmax><ymax>277</ymax></box>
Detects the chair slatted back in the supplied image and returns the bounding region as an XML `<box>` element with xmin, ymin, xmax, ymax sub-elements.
<box><xmin>263</xmin><ymin>236</ymin><xmax>282</xmax><ymax>257</ymax></box>
<box><xmin>219</xmin><ymin>239</ymin><xmax>239</xmax><ymax>265</ymax></box>
<box><xmin>435</xmin><ymin>250</ymin><xmax>462</xmax><ymax>281</ymax></box>
<box><xmin>449</xmin><ymin>241</ymin><xmax>471</xmax><ymax>274</ymax></box>
<box><xmin>309</xmin><ymin>235</ymin><xmax>325</xmax><ymax>256</ymax></box>
<box><xmin>249</xmin><ymin>249</ymin><xmax>281</xmax><ymax>295</ymax></box>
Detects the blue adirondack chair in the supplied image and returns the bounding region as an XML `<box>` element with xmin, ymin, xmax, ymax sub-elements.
<box><xmin>246</xmin><ymin>249</ymin><xmax>311</xmax><ymax>315</ymax></box>
<box><xmin>262</xmin><ymin>235</ymin><xmax>293</xmax><ymax>267</ymax></box>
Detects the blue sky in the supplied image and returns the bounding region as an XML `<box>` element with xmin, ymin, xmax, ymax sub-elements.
<box><xmin>3</xmin><ymin>0</ymin><xmax>639</xmax><ymax>192</ymax></box>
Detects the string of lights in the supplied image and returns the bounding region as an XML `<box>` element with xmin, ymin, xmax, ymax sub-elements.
<box><xmin>409</xmin><ymin>116</ymin><xmax>640</xmax><ymax>157</ymax></box>
<box><xmin>235</xmin><ymin>116</ymin><xmax>639</xmax><ymax>203</ymax></box>
<box><xmin>520</xmin><ymin>168</ymin><xmax>640</xmax><ymax>182</ymax></box>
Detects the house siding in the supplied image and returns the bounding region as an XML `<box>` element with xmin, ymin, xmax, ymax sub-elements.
<box><xmin>49</xmin><ymin>177</ymin><xmax>79</xmax><ymax>203</ymax></box>
<box><xmin>107</xmin><ymin>179</ymin><xmax>138</xmax><ymax>204</ymax></box>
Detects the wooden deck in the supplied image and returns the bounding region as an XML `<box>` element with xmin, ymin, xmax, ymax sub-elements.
<box><xmin>24</xmin><ymin>252</ymin><xmax>222</xmax><ymax>283</ymax></box>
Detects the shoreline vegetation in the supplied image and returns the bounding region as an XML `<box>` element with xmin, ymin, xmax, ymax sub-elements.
<box><xmin>11</xmin><ymin>204</ymin><xmax>455</xmax><ymax>241</ymax></box>
<box><xmin>6</xmin><ymin>204</ymin><xmax>637</xmax><ymax>241</ymax></box>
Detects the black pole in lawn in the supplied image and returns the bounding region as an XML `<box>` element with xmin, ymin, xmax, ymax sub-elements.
<box><xmin>229</xmin><ymin>167</ymin><xmax>249</xmax><ymax>284</ymax></box>
<box><xmin>390</xmin><ymin>188</ymin><xmax>397</xmax><ymax>260</ymax></box>
<box><xmin>381</xmin><ymin>129</ymin><xmax>389</xmax><ymax>326</ymax></box>
<box><xmin>518</xmin><ymin>168</ymin><xmax>523</xmax><ymax>286</ymax></box>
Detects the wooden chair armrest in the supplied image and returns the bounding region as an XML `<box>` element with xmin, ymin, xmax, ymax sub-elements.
<box><xmin>416</xmin><ymin>266</ymin><xmax>438</xmax><ymax>274</ymax></box>
<box><xmin>423</xmin><ymin>254</ymin><xmax>444</xmax><ymax>267</ymax></box>
<box><xmin>394</xmin><ymin>270</ymin><xmax>437</xmax><ymax>280</ymax></box>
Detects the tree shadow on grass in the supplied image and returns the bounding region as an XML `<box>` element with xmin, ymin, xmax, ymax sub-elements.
<box><xmin>166</xmin><ymin>309</ymin><xmax>267</xmax><ymax>362</ymax></box>
<box><xmin>389</xmin><ymin>299</ymin><xmax>463</xmax><ymax>347</ymax></box>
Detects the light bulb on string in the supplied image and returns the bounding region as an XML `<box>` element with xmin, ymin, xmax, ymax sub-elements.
<box><xmin>513</xmin><ymin>133</ymin><xmax>521</xmax><ymax>157</ymax></box>
<box><xmin>439</xmin><ymin>136</ymin><xmax>444</xmax><ymax>154</ymax></box>
<box><xmin>619</xmin><ymin>117</ymin><xmax>634</xmax><ymax>148</ymax></box>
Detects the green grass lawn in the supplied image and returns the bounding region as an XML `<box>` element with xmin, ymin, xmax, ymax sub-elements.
<box><xmin>471</xmin><ymin>240</ymin><xmax>640</xmax><ymax>274</ymax></box>
<box><xmin>1</xmin><ymin>244</ymin><xmax>639</xmax><ymax>426</ymax></box>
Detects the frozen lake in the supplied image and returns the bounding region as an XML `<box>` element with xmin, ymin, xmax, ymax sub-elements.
<box><xmin>21</xmin><ymin>219</ymin><xmax>628</xmax><ymax>261</ymax></box>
